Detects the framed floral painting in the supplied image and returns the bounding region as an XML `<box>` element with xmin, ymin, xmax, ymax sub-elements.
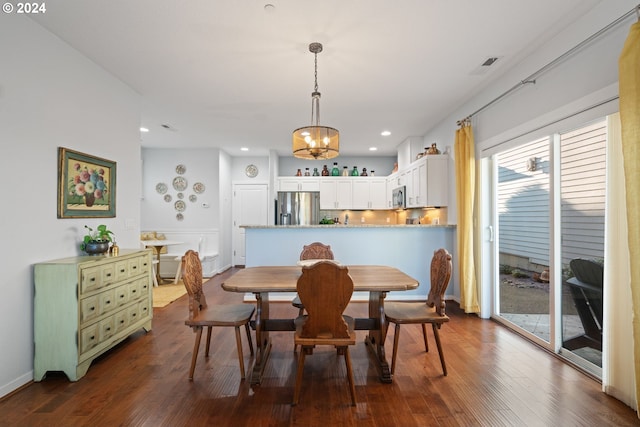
<box><xmin>57</xmin><ymin>147</ymin><xmax>116</xmax><ymax>218</ymax></box>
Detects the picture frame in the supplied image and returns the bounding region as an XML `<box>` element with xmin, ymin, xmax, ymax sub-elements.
<box><xmin>57</xmin><ymin>147</ymin><xmax>116</xmax><ymax>218</ymax></box>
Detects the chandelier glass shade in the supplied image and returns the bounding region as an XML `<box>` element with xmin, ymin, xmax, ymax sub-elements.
<box><xmin>292</xmin><ymin>42</ymin><xmax>339</xmax><ymax>159</ymax></box>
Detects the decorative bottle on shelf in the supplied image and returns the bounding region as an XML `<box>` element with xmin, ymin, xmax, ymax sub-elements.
<box><xmin>296</xmin><ymin>168</ymin><xmax>302</xmax><ymax>176</ymax></box>
<box><xmin>331</xmin><ymin>162</ymin><xmax>340</xmax><ymax>176</ymax></box>
<box><xmin>322</xmin><ymin>165</ymin><xmax>330</xmax><ymax>176</ymax></box>
<box><xmin>370</xmin><ymin>170</ymin><xmax>375</xmax><ymax>176</ymax></box>
<box><xmin>304</xmin><ymin>167</ymin><xmax>310</xmax><ymax>176</ymax></box>
<box><xmin>351</xmin><ymin>166</ymin><xmax>359</xmax><ymax>176</ymax></box>
<box><xmin>342</xmin><ymin>166</ymin><xmax>349</xmax><ymax>176</ymax></box>
<box><xmin>361</xmin><ymin>168</ymin><xmax>368</xmax><ymax>176</ymax></box>
<box><xmin>312</xmin><ymin>167</ymin><xmax>319</xmax><ymax>176</ymax></box>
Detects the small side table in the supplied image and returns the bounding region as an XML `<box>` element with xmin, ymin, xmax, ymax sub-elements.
<box><xmin>142</xmin><ymin>240</ymin><xmax>183</xmax><ymax>284</ymax></box>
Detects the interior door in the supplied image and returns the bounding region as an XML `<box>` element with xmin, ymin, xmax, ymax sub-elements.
<box><xmin>232</xmin><ymin>184</ymin><xmax>268</xmax><ymax>266</ymax></box>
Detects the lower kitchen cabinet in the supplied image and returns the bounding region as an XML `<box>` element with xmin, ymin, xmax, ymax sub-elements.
<box><xmin>34</xmin><ymin>249</ymin><xmax>153</xmax><ymax>381</ymax></box>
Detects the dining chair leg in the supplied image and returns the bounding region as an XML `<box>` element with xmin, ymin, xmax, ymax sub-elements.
<box><xmin>292</xmin><ymin>348</ymin><xmax>307</xmax><ymax>406</ymax></box>
<box><xmin>421</xmin><ymin>324</ymin><xmax>429</xmax><ymax>352</ymax></box>
<box><xmin>432</xmin><ymin>324</ymin><xmax>447</xmax><ymax>376</ymax></box>
<box><xmin>344</xmin><ymin>347</ymin><xmax>356</xmax><ymax>406</ymax></box>
<box><xmin>234</xmin><ymin>326</ymin><xmax>246</xmax><ymax>379</ymax></box>
<box><xmin>205</xmin><ymin>326</ymin><xmax>212</xmax><ymax>357</ymax></box>
<box><xmin>189</xmin><ymin>327</ymin><xmax>203</xmax><ymax>380</ymax></box>
<box><xmin>391</xmin><ymin>323</ymin><xmax>401</xmax><ymax>375</ymax></box>
<box><xmin>244</xmin><ymin>323</ymin><xmax>255</xmax><ymax>355</ymax></box>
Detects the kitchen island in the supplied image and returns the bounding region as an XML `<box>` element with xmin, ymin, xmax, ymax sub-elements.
<box><xmin>243</xmin><ymin>224</ymin><xmax>456</xmax><ymax>300</ymax></box>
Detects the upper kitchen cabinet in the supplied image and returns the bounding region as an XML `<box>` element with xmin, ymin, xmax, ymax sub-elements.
<box><xmin>386</xmin><ymin>154</ymin><xmax>449</xmax><ymax>208</ymax></box>
<box><xmin>319</xmin><ymin>178</ymin><xmax>352</xmax><ymax>209</ymax></box>
<box><xmin>278</xmin><ymin>177</ymin><xmax>320</xmax><ymax>192</ymax></box>
<box><xmin>425</xmin><ymin>155</ymin><xmax>448</xmax><ymax>207</ymax></box>
<box><xmin>351</xmin><ymin>178</ymin><xmax>387</xmax><ymax>210</ymax></box>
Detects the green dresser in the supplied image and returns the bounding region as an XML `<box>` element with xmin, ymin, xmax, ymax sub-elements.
<box><xmin>34</xmin><ymin>249</ymin><xmax>153</xmax><ymax>381</ymax></box>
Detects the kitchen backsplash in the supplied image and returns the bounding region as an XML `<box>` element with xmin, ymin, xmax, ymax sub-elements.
<box><xmin>319</xmin><ymin>207</ymin><xmax>447</xmax><ymax>225</ymax></box>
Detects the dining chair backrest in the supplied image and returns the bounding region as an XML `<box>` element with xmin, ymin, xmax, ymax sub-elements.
<box><xmin>296</xmin><ymin>261</ymin><xmax>353</xmax><ymax>339</ymax></box>
<box><xmin>182</xmin><ymin>250</ymin><xmax>206</xmax><ymax>319</ymax></box>
<box><xmin>299</xmin><ymin>242</ymin><xmax>334</xmax><ymax>260</ymax></box>
<box><xmin>426</xmin><ymin>248</ymin><xmax>453</xmax><ymax>316</ymax></box>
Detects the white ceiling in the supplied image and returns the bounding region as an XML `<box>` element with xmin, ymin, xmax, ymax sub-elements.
<box><xmin>31</xmin><ymin>0</ymin><xmax>602</xmax><ymax>157</ymax></box>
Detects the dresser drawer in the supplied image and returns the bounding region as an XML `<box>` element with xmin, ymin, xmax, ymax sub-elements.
<box><xmin>115</xmin><ymin>284</ymin><xmax>129</xmax><ymax>307</ymax></box>
<box><xmin>99</xmin><ymin>317</ymin><xmax>116</xmax><ymax>342</ymax></box>
<box><xmin>80</xmin><ymin>323</ymin><xmax>100</xmax><ymax>354</ymax></box>
<box><xmin>80</xmin><ymin>295</ymin><xmax>99</xmax><ymax>323</ymax></box>
<box><xmin>98</xmin><ymin>288</ymin><xmax>116</xmax><ymax>315</ymax></box>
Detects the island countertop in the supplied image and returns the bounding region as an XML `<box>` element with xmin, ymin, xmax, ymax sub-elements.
<box><xmin>243</xmin><ymin>224</ymin><xmax>457</xmax><ymax>300</ymax></box>
<box><xmin>241</xmin><ymin>224</ymin><xmax>456</xmax><ymax>229</ymax></box>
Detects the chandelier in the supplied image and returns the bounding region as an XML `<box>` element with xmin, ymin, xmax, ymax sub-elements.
<box><xmin>292</xmin><ymin>42</ymin><xmax>340</xmax><ymax>159</ymax></box>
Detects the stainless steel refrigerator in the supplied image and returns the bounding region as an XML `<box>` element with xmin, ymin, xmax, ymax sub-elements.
<box><xmin>276</xmin><ymin>192</ymin><xmax>320</xmax><ymax>225</ymax></box>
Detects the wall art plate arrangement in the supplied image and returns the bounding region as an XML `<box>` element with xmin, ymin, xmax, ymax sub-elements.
<box><xmin>175</xmin><ymin>164</ymin><xmax>186</xmax><ymax>175</ymax></box>
<box><xmin>156</xmin><ymin>183</ymin><xmax>167</xmax><ymax>194</ymax></box>
<box><xmin>164</xmin><ymin>194</ymin><xmax>172</xmax><ymax>202</ymax></box>
<box><xmin>177</xmin><ymin>192</ymin><xmax>184</xmax><ymax>199</ymax></box>
<box><xmin>174</xmin><ymin>200</ymin><xmax>186</xmax><ymax>212</ymax></box>
<box><xmin>189</xmin><ymin>194</ymin><xmax>197</xmax><ymax>202</ymax></box>
<box><xmin>176</xmin><ymin>213</ymin><xmax>184</xmax><ymax>221</ymax></box>
<box><xmin>172</xmin><ymin>176</ymin><xmax>188</xmax><ymax>191</ymax></box>
<box><xmin>193</xmin><ymin>182</ymin><xmax>205</xmax><ymax>194</ymax></box>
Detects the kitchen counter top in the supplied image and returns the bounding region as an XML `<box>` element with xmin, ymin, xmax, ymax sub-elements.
<box><xmin>241</xmin><ymin>224</ymin><xmax>455</xmax><ymax>229</ymax></box>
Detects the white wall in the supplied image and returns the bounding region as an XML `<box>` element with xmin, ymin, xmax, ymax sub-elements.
<box><xmin>0</xmin><ymin>16</ymin><xmax>142</xmax><ymax>397</ymax></box>
<box><xmin>141</xmin><ymin>148</ymin><xmax>221</xmax><ymax>231</ymax></box>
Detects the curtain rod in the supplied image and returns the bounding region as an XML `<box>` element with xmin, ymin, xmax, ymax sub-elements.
<box><xmin>457</xmin><ymin>4</ymin><xmax>640</xmax><ymax>126</ymax></box>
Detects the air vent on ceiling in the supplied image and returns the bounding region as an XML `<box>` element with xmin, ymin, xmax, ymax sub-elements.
<box><xmin>482</xmin><ymin>57</ymin><xmax>499</xmax><ymax>67</ymax></box>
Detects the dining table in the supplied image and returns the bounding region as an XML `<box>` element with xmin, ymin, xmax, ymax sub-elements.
<box><xmin>222</xmin><ymin>265</ymin><xmax>419</xmax><ymax>385</ymax></box>
<box><xmin>142</xmin><ymin>239</ymin><xmax>183</xmax><ymax>284</ymax></box>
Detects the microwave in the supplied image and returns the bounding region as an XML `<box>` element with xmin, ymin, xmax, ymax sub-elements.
<box><xmin>392</xmin><ymin>186</ymin><xmax>406</xmax><ymax>209</ymax></box>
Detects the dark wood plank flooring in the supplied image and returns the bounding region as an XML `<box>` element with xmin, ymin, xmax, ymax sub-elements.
<box><xmin>1</xmin><ymin>268</ymin><xmax>638</xmax><ymax>426</ymax></box>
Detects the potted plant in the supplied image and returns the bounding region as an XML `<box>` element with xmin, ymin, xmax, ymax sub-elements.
<box><xmin>81</xmin><ymin>224</ymin><xmax>114</xmax><ymax>255</ymax></box>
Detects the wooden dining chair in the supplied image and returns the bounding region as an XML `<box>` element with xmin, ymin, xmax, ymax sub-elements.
<box><xmin>293</xmin><ymin>261</ymin><xmax>357</xmax><ymax>406</ymax></box>
<box><xmin>181</xmin><ymin>250</ymin><xmax>255</xmax><ymax>380</ymax></box>
<box><xmin>384</xmin><ymin>248</ymin><xmax>452</xmax><ymax>376</ymax></box>
<box><xmin>292</xmin><ymin>242</ymin><xmax>334</xmax><ymax>316</ymax></box>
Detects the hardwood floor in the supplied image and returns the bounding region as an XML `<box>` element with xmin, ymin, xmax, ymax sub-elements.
<box><xmin>2</xmin><ymin>268</ymin><xmax>638</xmax><ymax>426</ymax></box>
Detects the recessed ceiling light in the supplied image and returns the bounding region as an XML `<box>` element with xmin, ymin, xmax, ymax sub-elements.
<box><xmin>140</xmin><ymin>127</ymin><xmax>149</xmax><ymax>132</ymax></box>
<box><xmin>369</xmin><ymin>147</ymin><xmax>378</xmax><ymax>151</ymax></box>
<box><xmin>240</xmin><ymin>147</ymin><xmax>249</xmax><ymax>151</ymax></box>
<box><xmin>381</xmin><ymin>131</ymin><xmax>391</xmax><ymax>136</ymax></box>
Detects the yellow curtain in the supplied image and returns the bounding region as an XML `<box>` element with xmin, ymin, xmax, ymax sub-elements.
<box><xmin>455</xmin><ymin>123</ymin><xmax>480</xmax><ymax>313</ymax></box>
<box><xmin>618</xmin><ymin>19</ymin><xmax>640</xmax><ymax>415</ymax></box>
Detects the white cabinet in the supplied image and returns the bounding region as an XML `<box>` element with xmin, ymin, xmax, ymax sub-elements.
<box><xmin>34</xmin><ymin>249</ymin><xmax>153</xmax><ymax>381</ymax></box>
<box><xmin>385</xmin><ymin>155</ymin><xmax>449</xmax><ymax>208</ymax></box>
<box><xmin>352</xmin><ymin>178</ymin><xmax>388</xmax><ymax>209</ymax></box>
<box><xmin>319</xmin><ymin>178</ymin><xmax>352</xmax><ymax>209</ymax></box>
<box><xmin>425</xmin><ymin>155</ymin><xmax>449</xmax><ymax>207</ymax></box>
<box><xmin>278</xmin><ymin>177</ymin><xmax>320</xmax><ymax>192</ymax></box>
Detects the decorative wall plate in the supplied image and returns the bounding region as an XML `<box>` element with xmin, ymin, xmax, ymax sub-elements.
<box><xmin>172</xmin><ymin>176</ymin><xmax>188</xmax><ymax>191</ymax></box>
<box><xmin>176</xmin><ymin>213</ymin><xmax>184</xmax><ymax>221</ymax></box>
<box><xmin>245</xmin><ymin>164</ymin><xmax>259</xmax><ymax>178</ymax></box>
<box><xmin>175</xmin><ymin>164</ymin><xmax>186</xmax><ymax>174</ymax></box>
<box><xmin>193</xmin><ymin>182</ymin><xmax>205</xmax><ymax>194</ymax></box>
<box><xmin>155</xmin><ymin>183</ymin><xmax>167</xmax><ymax>194</ymax></box>
<box><xmin>164</xmin><ymin>194</ymin><xmax>172</xmax><ymax>202</ymax></box>
<box><xmin>174</xmin><ymin>200</ymin><xmax>186</xmax><ymax>212</ymax></box>
<box><xmin>189</xmin><ymin>194</ymin><xmax>197</xmax><ymax>202</ymax></box>
<box><xmin>177</xmin><ymin>192</ymin><xmax>184</xmax><ymax>199</ymax></box>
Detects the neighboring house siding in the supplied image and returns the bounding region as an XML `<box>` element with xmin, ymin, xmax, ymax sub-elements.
<box><xmin>498</xmin><ymin>138</ymin><xmax>551</xmax><ymax>266</ymax></box>
<box><xmin>560</xmin><ymin>121</ymin><xmax>606</xmax><ymax>265</ymax></box>
<box><xmin>497</xmin><ymin>119</ymin><xmax>606</xmax><ymax>269</ymax></box>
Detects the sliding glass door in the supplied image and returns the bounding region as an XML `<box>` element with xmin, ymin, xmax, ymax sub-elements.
<box><xmin>491</xmin><ymin>119</ymin><xmax>605</xmax><ymax>375</ymax></box>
